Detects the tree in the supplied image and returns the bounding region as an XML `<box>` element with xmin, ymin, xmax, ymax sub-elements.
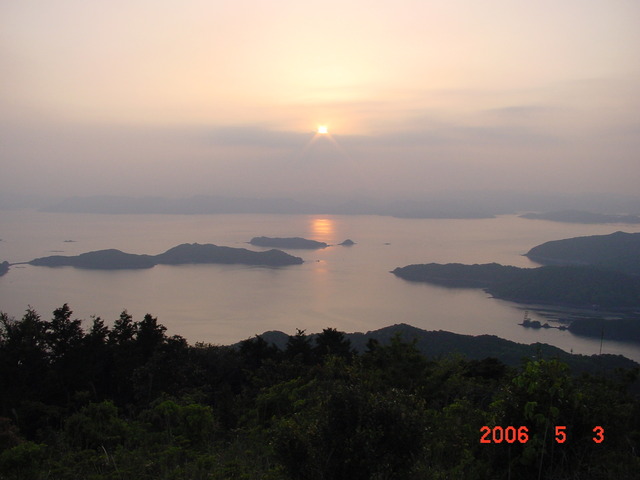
<box><xmin>285</xmin><ymin>329</ymin><xmax>314</xmax><ymax>365</ymax></box>
<box><xmin>360</xmin><ymin>333</ymin><xmax>429</xmax><ymax>391</ymax></box>
<box><xmin>313</xmin><ymin>328</ymin><xmax>353</xmax><ymax>360</ymax></box>
<box><xmin>489</xmin><ymin>358</ymin><xmax>640</xmax><ymax>479</ymax></box>
<box><xmin>0</xmin><ymin>309</ymin><xmax>49</xmax><ymax>414</ymax></box>
<box><xmin>63</xmin><ymin>400</ymin><xmax>127</xmax><ymax>451</ymax></box>
<box><xmin>86</xmin><ymin>316</ymin><xmax>109</xmax><ymax>345</ymax></box>
<box><xmin>44</xmin><ymin>305</ymin><xmax>88</xmax><ymax>404</ymax></box>
<box><xmin>271</xmin><ymin>373</ymin><xmax>430</xmax><ymax>479</ymax></box>
<box><xmin>136</xmin><ymin>313</ymin><xmax>166</xmax><ymax>358</ymax></box>
<box><xmin>108</xmin><ymin>310</ymin><xmax>137</xmax><ymax>345</ymax></box>
<box><xmin>239</xmin><ymin>335</ymin><xmax>280</xmax><ymax>370</ymax></box>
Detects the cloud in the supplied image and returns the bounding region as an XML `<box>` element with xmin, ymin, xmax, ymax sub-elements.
<box><xmin>341</xmin><ymin>121</ymin><xmax>561</xmax><ymax>149</ymax></box>
<box><xmin>202</xmin><ymin>126</ymin><xmax>310</xmax><ymax>148</ymax></box>
<box><xmin>482</xmin><ymin>105</ymin><xmax>554</xmax><ymax>118</ymax></box>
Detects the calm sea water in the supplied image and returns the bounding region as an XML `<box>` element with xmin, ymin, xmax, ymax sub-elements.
<box><xmin>1</xmin><ymin>210</ymin><xmax>639</xmax><ymax>361</ymax></box>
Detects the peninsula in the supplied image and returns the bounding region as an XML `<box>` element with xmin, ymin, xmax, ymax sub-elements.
<box><xmin>391</xmin><ymin>263</ymin><xmax>640</xmax><ymax>308</ymax></box>
<box><xmin>525</xmin><ymin>231</ymin><xmax>640</xmax><ymax>275</ymax></box>
<box><xmin>28</xmin><ymin>243</ymin><xmax>304</xmax><ymax>269</ymax></box>
<box><xmin>250</xmin><ymin>236</ymin><xmax>328</xmax><ymax>249</ymax></box>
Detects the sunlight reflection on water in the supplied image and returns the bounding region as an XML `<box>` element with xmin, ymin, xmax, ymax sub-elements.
<box><xmin>310</xmin><ymin>217</ymin><xmax>335</xmax><ymax>243</ymax></box>
<box><xmin>1</xmin><ymin>211</ymin><xmax>640</xmax><ymax>361</ymax></box>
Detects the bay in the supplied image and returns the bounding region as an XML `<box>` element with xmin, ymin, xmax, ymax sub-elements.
<box><xmin>1</xmin><ymin>210</ymin><xmax>639</xmax><ymax>361</ymax></box>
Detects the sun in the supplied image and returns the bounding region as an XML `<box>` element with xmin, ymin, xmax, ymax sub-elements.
<box><xmin>317</xmin><ymin>125</ymin><xmax>328</xmax><ymax>134</ymax></box>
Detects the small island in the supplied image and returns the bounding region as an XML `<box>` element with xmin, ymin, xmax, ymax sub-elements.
<box><xmin>0</xmin><ymin>261</ymin><xmax>9</xmax><ymax>276</ymax></box>
<box><xmin>525</xmin><ymin>231</ymin><xmax>640</xmax><ymax>275</ymax></box>
<box><xmin>250</xmin><ymin>236</ymin><xmax>328</xmax><ymax>249</ymax></box>
<box><xmin>28</xmin><ymin>243</ymin><xmax>303</xmax><ymax>270</ymax></box>
<box><xmin>339</xmin><ymin>239</ymin><xmax>356</xmax><ymax>246</ymax></box>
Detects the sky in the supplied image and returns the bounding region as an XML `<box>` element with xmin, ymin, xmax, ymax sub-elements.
<box><xmin>2</xmin><ymin>0</ymin><xmax>639</xmax><ymax>202</ymax></box>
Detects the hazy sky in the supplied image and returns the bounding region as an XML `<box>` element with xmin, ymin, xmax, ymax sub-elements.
<box><xmin>2</xmin><ymin>0</ymin><xmax>639</xmax><ymax>200</ymax></box>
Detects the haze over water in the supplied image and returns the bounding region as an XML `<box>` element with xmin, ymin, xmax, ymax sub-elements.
<box><xmin>1</xmin><ymin>210</ymin><xmax>639</xmax><ymax>362</ymax></box>
<box><xmin>2</xmin><ymin>2</ymin><xmax>639</xmax><ymax>202</ymax></box>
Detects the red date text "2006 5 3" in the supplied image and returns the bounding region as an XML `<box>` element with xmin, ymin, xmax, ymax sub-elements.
<box><xmin>480</xmin><ymin>426</ymin><xmax>605</xmax><ymax>444</ymax></box>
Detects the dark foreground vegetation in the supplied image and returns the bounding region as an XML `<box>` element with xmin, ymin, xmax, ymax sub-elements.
<box><xmin>1</xmin><ymin>306</ymin><xmax>639</xmax><ymax>479</ymax></box>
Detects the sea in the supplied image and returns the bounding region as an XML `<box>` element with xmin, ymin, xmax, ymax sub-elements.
<box><xmin>1</xmin><ymin>210</ymin><xmax>639</xmax><ymax>362</ymax></box>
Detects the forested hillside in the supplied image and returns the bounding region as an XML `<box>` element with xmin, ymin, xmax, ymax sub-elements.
<box><xmin>392</xmin><ymin>262</ymin><xmax>640</xmax><ymax>308</ymax></box>
<box><xmin>525</xmin><ymin>231</ymin><xmax>640</xmax><ymax>275</ymax></box>
<box><xmin>1</xmin><ymin>305</ymin><xmax>638</xmax><ymax>479</ymax></box>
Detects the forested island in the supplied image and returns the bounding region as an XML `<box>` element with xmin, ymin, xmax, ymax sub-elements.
<box><xmin>0</xmin><ymin>305</ymin><xmax>638</xmax><ymax>479</ymax></box>
<box><xmin>28</xmin><ymin>243</ymin><xmax>303</xmax><ymax>269</ymax></box>
<box><xmin>525</xmin><ymin>231</ymin><xmax>640</xmax><ymax>275</ymax></box>
<box><xmin>521</xmin><ymin>210</ymin><xmax>640</xmax><ymax>224</ymax></box>
<box><xmin>391</xmin><ymin>263</ymin><xmax>640</xmax><ymax>308</ymax></box>
<box><xmin>249</xmin><ymin>236</ymin><xmax>328</xmax><ymax>249</ymax></box>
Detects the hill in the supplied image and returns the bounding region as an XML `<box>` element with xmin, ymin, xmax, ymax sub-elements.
<box><xmin>30</xmin><ymin>249</ymin><xmax>156</xmax><ymax>269</ymax></box>
<box><xmin>567</xmin><ymin>318</ymin><xmax>640</xmax><ymax>342</ymax></box>
<box><xmin>29</xmin><ymin>243</ymin><xmax>303</xmax><ymax>269</ymax></box>
<box><xmin>248</xmin><ymin>323</ymin><xmax>638</xmax><ymax>372</ymax></box>
<box><xmin>154</xmin><ymin>243</ymin><xmax>303</xmax><ymax>265</ymax></box>
<box><xmin>525</xmin><ymin>231</ymin><xmax>640</xmax><ymax>275</ymax></box>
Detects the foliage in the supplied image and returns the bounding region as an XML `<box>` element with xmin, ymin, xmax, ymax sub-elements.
<box><xmin>0</xmin><ymin>305</ymin><xmax>638</xmax><ymax>479</ymax></box>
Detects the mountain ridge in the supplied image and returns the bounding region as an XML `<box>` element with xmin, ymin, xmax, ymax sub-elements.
<box><xmin>245</xmin><ymin>323</ymin><xmax>638</xmax><ymax>372</ymax></box>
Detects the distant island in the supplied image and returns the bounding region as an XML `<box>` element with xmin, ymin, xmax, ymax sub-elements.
<box><xmin>525</xmin><ymin>231</ymin><xmax>640</xmax><ymax>275</ymax></box>
<box><xmin>28</xmin><ymin>243</ymin><xmax>303</xmax><ymax>269</ymax></box>
<box><xmin>391</xmin><ymin>262</ymin><xmax>640</xmax><ymax>308</ymax></box>
<box><xmin>339</xmin><ymin>239</ymin><xmax>355</xmax><ymax>246</ymax></box>
<box><xmin>250</xmin><ymin>236</ymin><xmax>328</xmax><ymax>249</ymax></box>
<box><xmin>520</xmin><ymin>210</ymin><xmax>640</xmax><ymax>224</ymax></box>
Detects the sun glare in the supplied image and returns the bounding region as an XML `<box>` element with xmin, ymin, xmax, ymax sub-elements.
<box><xmin>317</xmin><ymin>125</ymin><xmax>328</xmax><ymax>134</ymax></box>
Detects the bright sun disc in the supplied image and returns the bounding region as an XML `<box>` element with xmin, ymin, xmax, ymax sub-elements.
<box><xmin>317</xmin><ymin>125</ymin><xmax>328</xmax><ymax>134</ymax></box>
